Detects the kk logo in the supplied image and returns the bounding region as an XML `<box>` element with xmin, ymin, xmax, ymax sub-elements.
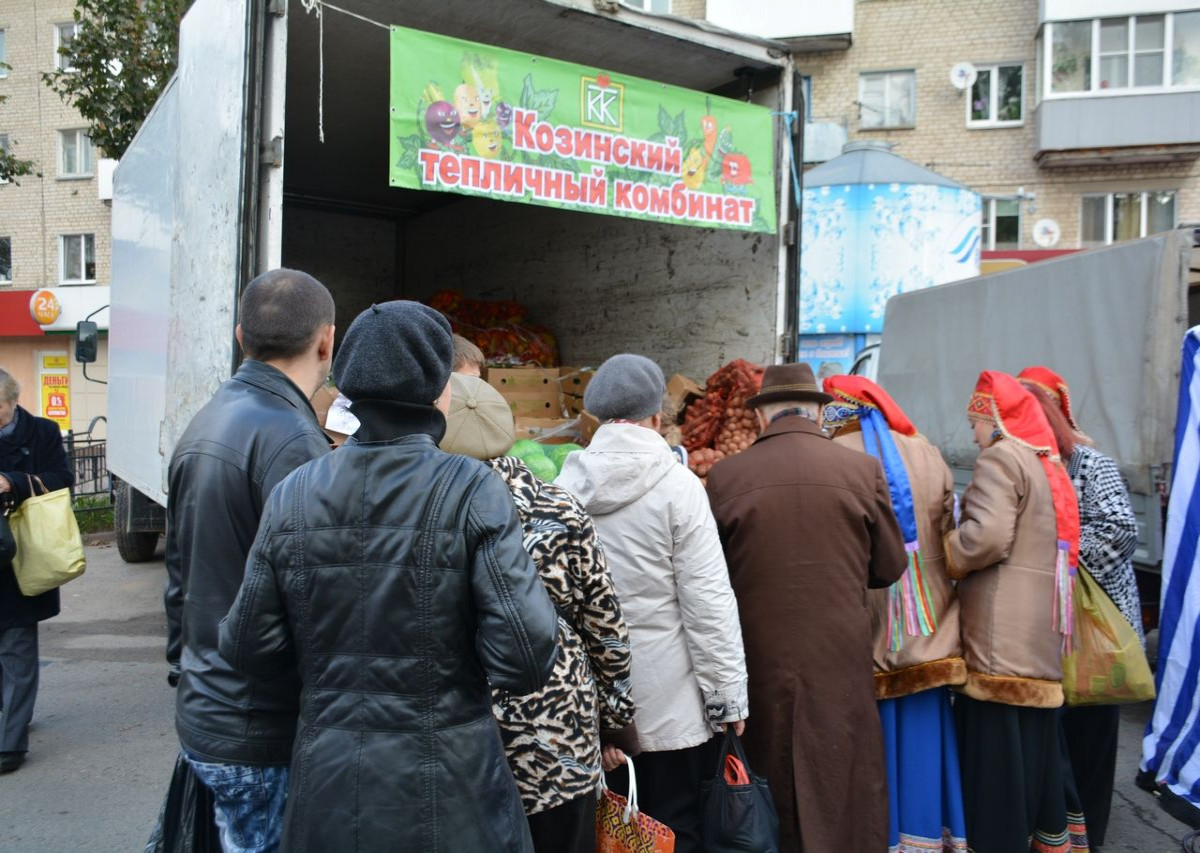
<box><xmin>581</xmin><ymin>74</ymin><xmax>624</xmax><ymax>132</ymax></box>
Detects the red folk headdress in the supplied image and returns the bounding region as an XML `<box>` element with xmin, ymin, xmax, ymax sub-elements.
<box><xmin>822</xmin><ymin>375</ymin><xmax>918</xmax><ymax>437</ymax></box>
<box><xmin>1017</xmin><ymin>366</ymin><xmax>1081</xmax><ymax>431</ymax></box>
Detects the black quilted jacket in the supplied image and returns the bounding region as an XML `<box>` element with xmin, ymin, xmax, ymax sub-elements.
<box><xmin>219</xmin><ymin>401</ymin><xmax>559</xmax><ymax>852</ymax></box>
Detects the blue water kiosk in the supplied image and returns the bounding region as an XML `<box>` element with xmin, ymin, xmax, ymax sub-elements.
<box><xmin>798</xmin><ymin>141</ymin><xmax>981</xmax><ymax>378</ymax></box>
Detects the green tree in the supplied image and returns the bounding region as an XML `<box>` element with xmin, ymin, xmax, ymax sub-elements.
<box><xmin>43</xmin><ymin>0</ymin><xmax>193</xmax><ymax>160</ymax></box>
<box><xmin>0</xmin><ymin>63</ymin><xmax>38</xmax><ymax>184</ymax></box>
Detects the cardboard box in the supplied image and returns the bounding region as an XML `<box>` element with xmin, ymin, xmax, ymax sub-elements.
<box><xmin>664</xmin><ymin>373</ymin><xmax>705</xmax><ymax>423</ymax></box>
<box><xmin>507</xmin><ymin>396</ymin><xmax>562</xmax><ymax>418</ymax></box>
<box><xmin>486</xmin><ymin>366</ymin><xmax>565</xmax><ymax>417</ymax></box>
<box><xmin>514</xmin><ymin>412</ymin><xmax>600</xmax><ymax>446</ymax></box>
<box><xmin>559</xmin><ymin>367</ymin><xmax>595</xmax><ymax>416</ymax></box>
<box><xmin>487</xmin><ymin>367</ymin><xmax>560</xmax><ymax>392</ymax></box>
<box><xmin>515</xmin><ymin>417</ymin><xmax>582</xmax><ymax>444</ymax></box>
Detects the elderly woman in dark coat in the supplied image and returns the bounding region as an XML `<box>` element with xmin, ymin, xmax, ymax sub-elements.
<box><xmin>0</xmin><ymin>367</ymin><xmax>74</xmax><ymax>774</ymax></box>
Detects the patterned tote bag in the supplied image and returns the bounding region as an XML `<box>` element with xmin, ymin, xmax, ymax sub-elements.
<box><xmin>597</xmin><ymin>756</ymin><xmax>675</xmax><ymax>853</ymax></box>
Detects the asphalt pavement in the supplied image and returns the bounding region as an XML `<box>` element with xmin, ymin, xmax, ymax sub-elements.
<box><xmin>0</xmin><ymin>539</ymin><xmax>1193</xmax><ymax>851</ymax></box>
<box><xmin>0</xmin><ymin>537</ymin><xmax>177</xmax><ymax>852</ymax></box>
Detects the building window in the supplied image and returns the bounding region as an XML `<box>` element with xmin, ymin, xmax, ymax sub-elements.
<box><xmin>969</xmin><ymin>64</ymin><xmax>1024</xmax><ymax>126</ymax></box>
<box><xmin>0</xmin><ymin>30</ymin><xmax>7</xmax><ymax>76</ymax></box>
<box><xmin>1175</xmin><ymin>11</ymin><xmax>1200</xmax><ymax>86</ymax></box>
<box><xmin>982</xmin><ymin>198</ymin><xmax>1021</xmax><ymax>250</ymax></box>
<box><xmin>59</xmin><ymin>129</ymin><xmax>94</xmax><ymax>178</ymax></box>
<box><xmin>625</xmin><ymin>0</ymin><xmax>670</xmax><ymax>11</ymax></box>
<box><xmin>1047</xmin><ymin>13</ymin><xmax>1200</xmax><ymax>96</ymax></box>
<box><xmin>60</xmin><ymin>234</ymin><xmax>96</xmax><ymax>284</ymax></box>
<box><xmin>859</xmin><ymin>70</ymin><xmax>916</xmax><ymax>129</ymax></box>
<box><xmin>54</xmin><ymin>21</ymin><xmax>82</xmax><ymax>72</ymax></box>
<box><xmin>1080</xmin><ymin>191</ymin><xmax>1176</xmax><ymax>246</ymax></box>
<box><xmin>0</xmin><ymin>135</ymin><xmax>9</xmax><ymax>185</ymax></box>
<box><xmin>0</xmin><ymin>237</ymin><xmax>10</xmax><ymax>283</ymax></box>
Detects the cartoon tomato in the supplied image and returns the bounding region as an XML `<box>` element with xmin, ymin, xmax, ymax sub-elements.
<box><xmin>722</xmin><ymin>153</ymin><xmax>752</xmax><ymax>185</ymax></box>
<box><xmin>472</xmin><ymin>120</ymin><xmax>502</xmax><ymax>158</ymax></box>
<box><xmin>455</xmin><ymin>83</ymin><xmax>482</xmax><ymax>130</ymax></box>
<box><xmin>682</xmin><ymin>145</ymin><xmax>708</xmax><ymax>190</ymax></box>
<box><xmin>424</xmin><ymin>101</ymin><xmax>461</xmax><ymax>145</ymax></box>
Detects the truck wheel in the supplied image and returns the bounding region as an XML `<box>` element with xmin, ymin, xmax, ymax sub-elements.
<box><xmin>115</xmin><ymin>480</ymin><xmax>160</xmax><ymax>563</ymax></box>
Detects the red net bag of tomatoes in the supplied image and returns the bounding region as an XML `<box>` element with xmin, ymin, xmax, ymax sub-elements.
<box><xmin>682</xmin><ymin>359</ymin><xmax>765</xmax><ymax>479</ymax></box>
<box><xmin>426</xmin><ymin>289</ymin><xmax>559</xmax><ymax>367</ymax></box>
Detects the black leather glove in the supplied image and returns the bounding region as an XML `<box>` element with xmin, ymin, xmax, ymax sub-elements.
<box><xmin>167</xmin><ymin>663</ymin><xmax>181</xmax><ymax>688</ymax></box>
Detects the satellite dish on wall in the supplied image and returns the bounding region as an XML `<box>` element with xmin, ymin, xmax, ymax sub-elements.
<box><xmin>1033</xmin><ymin>218</ymin><xmax>1062</xmax><ymax>248</ymax></box>
<box><xmin>949</xmin><ymin>62</ymin><xmax>978</xmax><ymax>91</ymax></box>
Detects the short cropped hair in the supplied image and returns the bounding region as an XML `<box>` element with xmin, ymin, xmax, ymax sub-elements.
<box><xmin>757</xmin><ymin>399</ymin><xmax>822</xmax><ymax>424</ymax></box>
<box><xmin>452</xmin><ymin>334</ymin><xmax>486</xmax><ymax>371</ymax></box>
<box><xmin>238</xmin><ymin>269</ymin><xmax>335</xmax><ymax>361</ymax></box>
<box><xmin>0</xmin><ymin>368</ymin><xmax>19</xmax><ymax>404</ymax></box>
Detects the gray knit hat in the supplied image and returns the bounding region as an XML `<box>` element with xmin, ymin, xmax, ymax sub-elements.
<box><xmin>333</xmin><ymin>301</ymin><xmax>453</xmax><ymax>404</ymax></box>
<box><xmin>584</xmin><ymin>353</ymin><xmax>666</xmax><ymax>421</ymax></box>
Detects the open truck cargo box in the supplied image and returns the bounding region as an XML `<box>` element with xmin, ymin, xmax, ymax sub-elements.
<box><xmin>108</xmin><ymin>0</ymin><xmax>800</xmax><ymax>506</ymax></box>
<box><xmin>877</xmin><ymin>229</ymin><xmax>1194</xmax><ymax>569</ymax></box>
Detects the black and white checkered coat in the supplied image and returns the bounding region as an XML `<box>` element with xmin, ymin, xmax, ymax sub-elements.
<box><xmin>1068</xmin><ymin>445</ymin><xmax>1145</xmax><ymax>645</ymax></box>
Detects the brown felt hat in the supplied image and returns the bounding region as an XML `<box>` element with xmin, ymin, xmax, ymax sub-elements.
<box><xmin>747</xmin><ymin>363</ymin><xmax>834</xmax><ymax>408</ymax></box>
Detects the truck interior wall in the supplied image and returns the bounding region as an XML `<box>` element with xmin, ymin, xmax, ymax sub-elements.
<box><xmin>281</xmin><ymin>205</ymin><xmax>401</xmax><ymax>340</ymax></box>
<box><xmin>400</xmin><ymin>198</ymin><xmax>778</xmax><ymax>379</ymax></box>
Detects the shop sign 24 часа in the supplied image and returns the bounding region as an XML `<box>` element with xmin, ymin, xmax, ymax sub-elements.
<box><xmin>389</xmin><ymin>25</ymin><xmax>777</xmax><ymax>234</ymax></box>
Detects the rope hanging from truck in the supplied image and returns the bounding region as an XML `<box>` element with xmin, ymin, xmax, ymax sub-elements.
<box><xmin>298</xmin><ymin>0</ymin><xmax>390</xmax><ymax>143</ymax></box>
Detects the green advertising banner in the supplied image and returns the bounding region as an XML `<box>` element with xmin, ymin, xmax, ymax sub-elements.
<box><xmin>389</xmin><ymin>26</ymin><xmax>777</xmax><ymax>234</ymax></box>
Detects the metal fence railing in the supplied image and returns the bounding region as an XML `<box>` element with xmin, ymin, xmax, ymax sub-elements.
<box><xmin>66</xmin><ymin>417</ymin><xmax>111</xmax><ymax>512</ymax></box>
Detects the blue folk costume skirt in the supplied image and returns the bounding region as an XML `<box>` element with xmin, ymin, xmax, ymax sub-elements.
<box><xmin>879</xmin><ymin>687</ymin><xmax>968</xmax><ymax>852</ymax></box>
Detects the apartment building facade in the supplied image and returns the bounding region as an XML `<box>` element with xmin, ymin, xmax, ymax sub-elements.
<box><xmin>0</xmin><ymin>0</ymin><xmax>110</xmax><ymax>436</ymax></box>
<box><xmin>687</xmin><ymin>0</ymin><xmax>1200</xmax><ymax>253</ymax></box>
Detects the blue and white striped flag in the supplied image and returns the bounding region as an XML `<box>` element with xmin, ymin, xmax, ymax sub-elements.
<box><xmin>1142</xmin><ymin>327</ymin><xmax>1200</xmax><ymax>803</ymax></box>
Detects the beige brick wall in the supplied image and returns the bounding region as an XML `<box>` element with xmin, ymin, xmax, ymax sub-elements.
<box><xmin>792</xmin><ymin>0</ymin><xmax>1200</xmax><ymax>249</ymax></box>
<box><xmin>672</xmin><ymin>0</ymin><xmax>707</xmax><ymax>18</ymax></box>
<box><xmin>0</xmin><ymin>0</ymin><xmax>111</xmax><ymax>292</ymax></box>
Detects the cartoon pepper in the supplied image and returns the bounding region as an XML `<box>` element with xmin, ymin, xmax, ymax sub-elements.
<box><xmin>701</xmin><ymin>101</ymin><xmax>718</xmax><ymax>158</ymax></box>
<box><xmin>682</xmin><ymin>144</ymin><xmax>708</xmax><ymax>190</ymax></box>
<box><xmin>472</xmin><ymin>120</ymin><xmax>502</xmax><ymax>158</ymax></box>
<box><xmin>455</xmin><ymin>84</ymin><xmax>483</xmax><ymax>130</ymax></box>
<box><xmin>461</xmin><ymin>53</ymin><xmax>500</xmax><ymax>120</ymax></box>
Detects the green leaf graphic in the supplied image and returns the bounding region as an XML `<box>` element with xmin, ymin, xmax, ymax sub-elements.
<box><xmin>658</xmin><ymin>106</ymin><xmax>675</xmax><ymax>138</ymax></box>
<box><xmin>519</xmin><ymin>74</ymin><xmax>559</xmax><ymax>121</ymax></box>
<box><xmin>672</xmin><ymin>110</ymin><xmax>687</xmax><ymax>144</ymax></box>
<box><xmin>396</xmin><ymin>134</ymin><xmax>422</xmax><ymax>170</ymax></box>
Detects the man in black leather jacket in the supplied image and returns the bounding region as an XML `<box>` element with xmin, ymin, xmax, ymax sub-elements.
<box><xmin>219</xmin><ymin>301</ymin><xmax>558</xmax><ymax>852</ymax></box>
<box><xmin>164</xmin><ymin>269</ymin><xmax>335</xmax><ymax>853</ymax></box>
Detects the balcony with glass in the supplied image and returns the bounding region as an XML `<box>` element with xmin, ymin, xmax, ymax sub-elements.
<box><xmin>1035</xmin><ymin>11</ymin><xmax>1200</xmax><ymax>163</ymax></box>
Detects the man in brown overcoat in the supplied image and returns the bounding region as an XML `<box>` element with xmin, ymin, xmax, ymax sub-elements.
<box><xmin>706</xmin><ymin>363</ymin><xmax>907</xmax><ymax>852</ymax></box>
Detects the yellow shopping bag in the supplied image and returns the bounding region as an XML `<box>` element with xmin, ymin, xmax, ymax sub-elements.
<box><xmin>1062</xmin><ymin>563</ymin><xmax>1154</xmax><ymax>706</ymax></box>
<box><xmin>7</xmin><ymin>476</ymin><xmax>86</xmax><ymax>596</ymax></box>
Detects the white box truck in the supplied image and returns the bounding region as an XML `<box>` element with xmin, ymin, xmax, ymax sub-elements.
<box><xmin>100</xmin><ymin>0</ymin><xmax>804</xmax><ymax>560</ymax></box>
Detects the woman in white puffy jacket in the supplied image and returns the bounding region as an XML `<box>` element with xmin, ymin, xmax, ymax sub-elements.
<box><xmin>556</xmin><ymin>354</ymin><xmax>748</xmax><ymax>853</ymax></box>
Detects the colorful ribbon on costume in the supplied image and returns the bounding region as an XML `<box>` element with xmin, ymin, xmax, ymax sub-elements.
<box><xmin>1052</xmin><ymin>538</ymin><xmax>1076</xmax><ymax>655</ymax></box>
<box><xmin>859</xmin><ymin>409</ymin><xmax>939</xmax><ymax>650</ymax></box>
<box><xmin>1037</xmin><ymin>450</ymin><xmax>1079</xmax><ymax>655</ymax></box>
